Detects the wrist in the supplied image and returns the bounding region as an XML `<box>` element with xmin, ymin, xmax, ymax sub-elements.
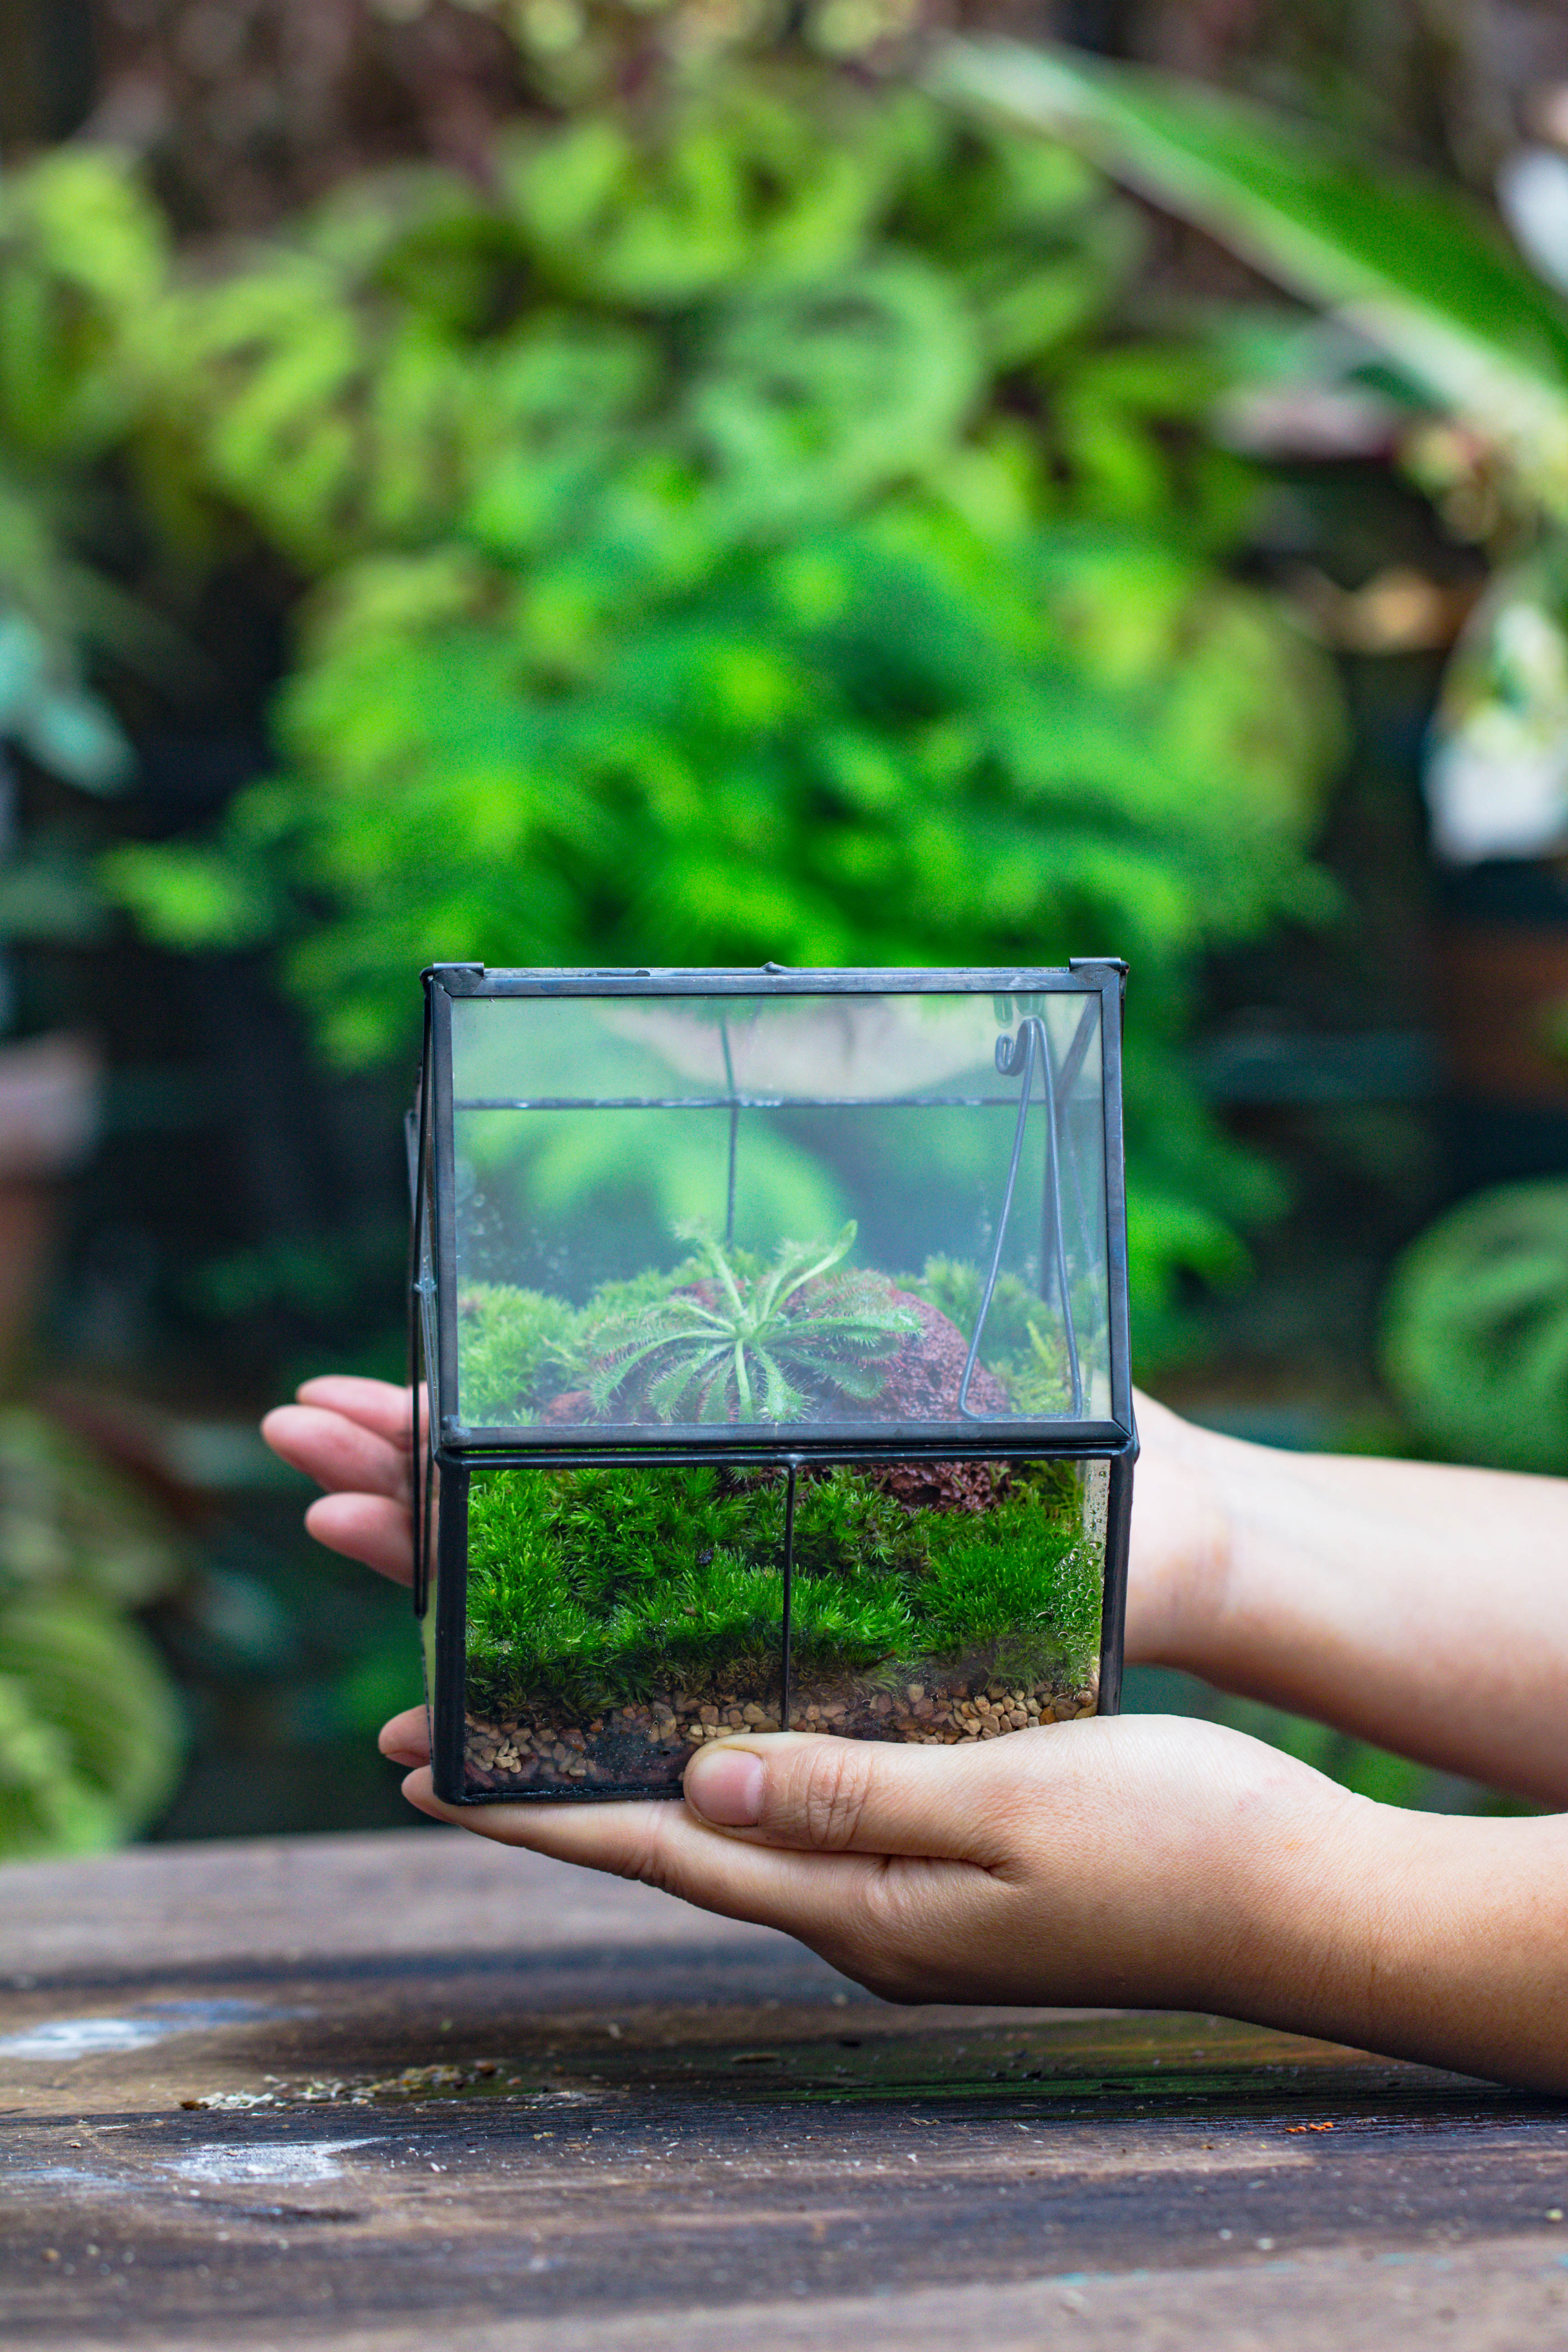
<box><xmin>1193</xmin><ymin>1771</ymin><xmax>1388</xmax><ymax>2043</ymax></box>
<box><xmin>1101</xmin><ymin>1722</ymin><xmax>1379</xmax><ymax>2034</ymax></box>
<box><xmin>1023</xmin><ymin>1716</ymin><xmax>1373</xmax><ymax>2026</ymax></box>
<box><xmin>1123</xmin><ymin>1396</ymin><xmax>1239</xmax><ymax>1674</ymax></box>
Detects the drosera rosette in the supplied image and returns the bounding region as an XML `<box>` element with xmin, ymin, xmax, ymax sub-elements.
<box><xmin>583</xmin><ymin>1220</ymin><xmax>920</xmax><ymax>1424</ymax></box>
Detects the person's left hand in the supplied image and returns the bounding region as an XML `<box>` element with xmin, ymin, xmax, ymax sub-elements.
<box><xmin>378</xmin><ymin>1700</ymin><xmax>1370</xmax><ymax>2022</ymax></box>
<box><xmin>262</xmin><ymin>1372</ymin><xmax>1374</xmax><ymax>2029</ymax></box>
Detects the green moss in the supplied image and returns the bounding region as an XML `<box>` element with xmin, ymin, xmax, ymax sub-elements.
<box><xmin>465</xmin><ymin>1457</ymin><xmax>1100</xmax><ymax>1717</ymax></box>
<box><xmin>457</xmin><ymin>1285</ymin><xmax>583</xmax><ymax>1424</ymax></box>
<box><xmin>456</xmin><ymin>1250</ymin><xmax>746</xmax><ymax>1426</ymax></box>
<box><xmin>901</xmin><ymin>1257</ymin><xmax>1072</xmax><ymax>1415</ymax></box>
<box><xmin>466</xmin><ymin>1465</ymin><xmax>789</xmax><ymax>1713</ymax></box>
<box><xmin>917</xmin><ymin>1467</ymin><xmax>1103</xmax><ymax>1682</ymax></box>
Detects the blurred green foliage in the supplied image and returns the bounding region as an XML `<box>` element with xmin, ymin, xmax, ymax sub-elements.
<box><xmin>1382</xmin><ymin>1180</ymin><xmax>1568</xmax><ymax>1475</ymax></box>
<box><xmin>0</xmin><ymin>154</ymin><xmax>154</xmax><ymax>795</ymax></box>
<box><xmin>0</xmin><ymin>152</ymin><xmax>168</xmax><ymax>996</ymax></box>
<box><xmin>940</xmin><ymin>38</ymin><xmax>1568</xmax><ymax>520</ymax></box>
<box><xmin>0</xmin><ymin>74</ymin><xmax>1338</xmax><ymax>1352</ymax></box>
<box><xmin>942</xmin><ymin>37</ymin><xmax>1568</xmax><ymax>1468</ymax></box>
<box><xmin>0</xmin><ymin>1411</ymin><xmax>185</xmax><ymax>1858</ymax></box>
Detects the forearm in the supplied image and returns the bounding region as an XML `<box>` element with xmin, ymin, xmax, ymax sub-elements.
<box><xmin>1207</xmin><ymin>1789</ymin><xmax>1568</xmax><ymax>2094</ymax></box>
<box><xmin>1133</xmin><ymin>1399</ymin><xmax>1568</xmax><ymax>1804</ymax></box>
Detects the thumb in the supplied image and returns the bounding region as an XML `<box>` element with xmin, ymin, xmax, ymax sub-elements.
<box><xmin>683</xmin><ymin>1728</ymin><xmax>1039</xmax><ymax>1862</ymax></box>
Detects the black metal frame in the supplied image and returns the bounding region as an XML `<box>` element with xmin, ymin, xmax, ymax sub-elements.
<box><xmin>410</xmin><ymin>963</ymin><xmax>1137</xmax><ymax>1803</ymax></box>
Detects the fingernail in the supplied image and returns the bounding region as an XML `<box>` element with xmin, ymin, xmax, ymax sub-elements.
<box><xmin>685</xmin><ymin>1744</ymin><xmax>764</xmax><ymax>1827</ymax></box>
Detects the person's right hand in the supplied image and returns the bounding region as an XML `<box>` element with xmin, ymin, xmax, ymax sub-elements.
<box><xmin>1122</xmin><ymin>1392</ymin><xmax>1234</xmax><ymax>1670</ymax></box>
<box><xmin>261</xmin><ymin>1375</ymin><xmax>416</xmax><ymax>1587</ymax></box>
<box><xmin>260</xmin><ymin>1374</ymin><xmax>1236</xmax><ymax>1674</ymax></box>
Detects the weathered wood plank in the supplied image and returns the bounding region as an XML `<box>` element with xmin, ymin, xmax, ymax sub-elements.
<box><xmin>2</xmin><ymin>1829</ymin><xmax>1565</xmax><ymax>2348</ymax></box>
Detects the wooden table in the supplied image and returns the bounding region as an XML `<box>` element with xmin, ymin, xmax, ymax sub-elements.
<box><xmin>2</xmin><ymin>1829</ymin><xmax>1567</xmax><ymax>2349</ymax></box>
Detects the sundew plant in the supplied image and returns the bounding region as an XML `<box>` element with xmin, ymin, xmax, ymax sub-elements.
<box><xmin>456</xmin><ymin>1245</ymin><xmax>1069</xmax><ymax>1427</ymax></box>
<box><xmin>586</xmin><ymin>1222</ymin><xmax>918</xmax><ymax>1423</ymax></box>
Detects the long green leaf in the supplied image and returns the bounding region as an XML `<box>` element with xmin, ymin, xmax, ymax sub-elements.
<box><xmin>931</xmin><ymin>36</ymin><xmax>1568</xmax><ymax>513</ymax></box>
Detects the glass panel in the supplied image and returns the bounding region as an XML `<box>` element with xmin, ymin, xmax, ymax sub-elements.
<box><xmin>449</xmin><ymin>987</ymin><xmax>1111</xmax><ymax>1437</ymax></box>
<box><xmin>461</xmin><ymin>1465</ymin><xmax>787</xmax><ymax>1799</ymax></box>
<box><xmin>786</xmin><ymin>1458</ymin><xmax>1103</xmax><ymax>1740</ymax></box>
<box><xmin>414</xmin><ymin>1181</ymin><xmax>439</xmax><ymax>1688</ymax></box>
<box><xmin>457</xmin><ymin>1455</ymin><xmax>1102</xmax><ymax>1799</ymax></box>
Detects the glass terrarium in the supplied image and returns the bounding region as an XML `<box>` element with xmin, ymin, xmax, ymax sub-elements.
<box><xmin>409</xmin><ymin>965</ymin><xmax>1136</xmax><ymax>1804</ymax></box>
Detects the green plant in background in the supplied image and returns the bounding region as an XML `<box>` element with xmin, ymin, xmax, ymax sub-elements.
<box><xmin>929</xmin><ymin>42</ymin><xmax>1568</xmax><ymax>860</ymax></box>
<box><xmin>936</xmin><ymin>37</ymin><xmax>1568</xmax><ymax>1485</ymax></box>
<box><xmin>0</xmin><ymin>1411</ymin><xmax>185</xmax><ymax>1858</ymax></box>
<box><xmin>0</xmin><ymin>172</ymin><xmax>195</xmax><ymax>1857</ymax></box>
<box><xmin>0</xmin><ymin>151</ymin><xmax>168</xmax><ymax>789</ymax></box>
<box><xmin>587</xmin><ymin>1221</ymin><xmax>917</xmax><ymax>1422</ymax></box>
<box><xmin>71</xmin><ymin>71</ymin><xmax>1344</xmax><ymax>1357</ymax></box>
<box><xmin>0</xmin><ymin>150</ymin><xmax>185</xmax><ymax>1007</ymax></box>
<box><xmin>934</xmin><ymin>39</ymin><xmax>1568</xmax><ymax>510</ymax></box>
<box><xmin>1381</xmin><ymin>1181</ymin><xmax>1568</xmax><ymax>1475</ymax></box>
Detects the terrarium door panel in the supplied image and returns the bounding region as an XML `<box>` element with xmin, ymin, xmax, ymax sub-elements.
<box><xmin>442</xmin><ymin>982</ymin><xmax>1120</xmax><ymax>1443</ymax></box>
<box><xmin>460</xmin><ymin>1461</ymin><xmax>790</xmax><ymax>1798</ymax></box>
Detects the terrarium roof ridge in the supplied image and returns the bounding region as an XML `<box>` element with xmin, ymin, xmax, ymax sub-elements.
<box><xmin>425</xmin><ymin>962</ymin><xmax>1127</xmax><ymax>998</ymax></box>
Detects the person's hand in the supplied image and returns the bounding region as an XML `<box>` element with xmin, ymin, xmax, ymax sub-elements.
<box><xmin>260</xmin><ymin>1375</ymin><xmax>1233</xmax><ymax>1670</ymax></box>
<box><xmin>1122</xmin><ymin>1392</ymin><xmax>1234</xmax><ymax>1670</ymax></box>
<box><xmin>379</xmin><ymin>1699</ymin><xmax>1373</xmax><ymax>2024</ymax></box>
<box><xmin>262</xmin><ymin>1376</ymin><xmax>416</xmax><ymax>1587</ymax></box>
<box><xmin>261</xmin><ymin>1370</ymin><xmax>1568</xmax><ymax>2090</ymax></box>
<box><xmin>260</xmin><ymin>1370</ymin><xmax>1314</xmax><ymax>2014</ymax></box>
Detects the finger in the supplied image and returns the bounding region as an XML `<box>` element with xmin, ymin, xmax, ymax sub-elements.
<box><xmin>293</xmin><ymin>1376</ymin><xmax>417</xmax><ymax>1448</ymax></box>
<box><xmin>262</xmin><ymin>1404</ymin><xmax>412</xmax><ymax>1504</ymax></box>
<box><xmin>681</xmin><ymin>1729</ymin><xmax>1041</xmax><ymax>1862</ymax></box>
<box><xmin>305</xmin><ymin>1493</ymin><xmax>414</xmax><ymax>1583</ymax></box>
<box><xmin>394</xmin><ymin>1763</ymin><xmax>960</xmax><ymax>1961</ymax></box>
<box><xmin>379</xmin><ymin>1706</ymin><xmax>430</xmax><ymax>1765</ymax></box>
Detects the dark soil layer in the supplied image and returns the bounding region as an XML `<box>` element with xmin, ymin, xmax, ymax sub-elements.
<box><xmin>464</xmin><ymin>1658</ymin><xmax>1100</xmax><ymax>1798</ymax></box>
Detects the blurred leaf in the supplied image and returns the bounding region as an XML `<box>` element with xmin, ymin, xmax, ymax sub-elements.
<box><xmin>934</xmin><ymin>37</ymin><xmax>1568</xmax><ymax>514</ymax></box>
<box><xmin>98</xmin><ymin>843</ymin><xmax>280</xmax><ymax>950</ymax></box>
<box><xmin>0</xmin><ymin>1595</ymin><xmax>183</xmax><ymax>1850</ymax></box>
<box><xmin>1382</xmin><ymin>1180</ymin><xmax>1568</xmax><ymax>1474</ymax></box>
<box><xmin>16</xmin><ymin>683</ymin><xmax>134</xmax><ymax>792</ymax></box>
<box><xmin>0</xmin><ymin>1408</ymin><xmax>177</xmax><ymax>1606</ymax></box>
<box><xmin>0</xmin><ymin>1673</ymin><xmax>119</xmax><ymax>1858</ymax></box>
<box><xmin>0</xmin><ymin>1412</ymin><xmax>185</xmax><ymax>1860</ymax></box>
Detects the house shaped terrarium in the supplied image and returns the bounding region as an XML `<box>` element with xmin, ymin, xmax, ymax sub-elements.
<box><xmin>409</xmin><ymin>965</ymin><xmax>1136</xmax><ymax>1804</ymax></box>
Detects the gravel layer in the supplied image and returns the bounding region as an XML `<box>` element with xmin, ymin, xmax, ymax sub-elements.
<box><xmin>464</xmin><ymin>1667</ymin><xmax>1099</xmax><ymax>1797</ymax></box>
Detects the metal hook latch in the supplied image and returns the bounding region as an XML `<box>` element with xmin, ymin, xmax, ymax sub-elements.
<box><xmin>957</xmin><ymin>1017</ymin><xmax>1084</xmax><ymax>1421</ymax></box>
